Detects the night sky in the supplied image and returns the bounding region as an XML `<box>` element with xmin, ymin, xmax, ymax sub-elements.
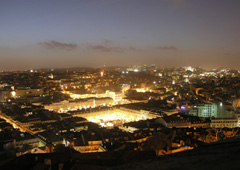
<box><xmin>0</xmin><ymin>0</ymin><xmax>240</xmax><ymax>71</ymax></box>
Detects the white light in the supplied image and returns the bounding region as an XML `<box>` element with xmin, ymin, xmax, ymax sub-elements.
<box><xmin>134</xmin><ymin>69</ymin><xmax>139</xmax><ymax>72</ymax></box>
<box><xmin>11</xmin><ymin>91</ymin><xmax>16</xmax><ymax>98</ymax></box>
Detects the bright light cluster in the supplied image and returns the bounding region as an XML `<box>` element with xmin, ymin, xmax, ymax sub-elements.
<box><xmin>87</xmin><ymin>111</ymin><xmax>147</xmax><ymax>127</ymax></box>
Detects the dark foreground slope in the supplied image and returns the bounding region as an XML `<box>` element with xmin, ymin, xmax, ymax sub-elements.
<box><xmin>0</xmin><ymin>150</ymin><xmax>155</xmax><ymax>170</ymax></box>
<box><xmin>1</xmin><ymin>137</ymin><xmax>240</xmax><ymax>170</ymax></box>
<box><xmin>106</xmin><ymin>137</ymin><xmax>240</xmax><ymax>170</ymax></box>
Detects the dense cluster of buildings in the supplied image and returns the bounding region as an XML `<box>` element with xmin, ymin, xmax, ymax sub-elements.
<box><xmin>1</xmin><ymin>65</ymin><xmax>240</xmax><ymax>166</ymax></box>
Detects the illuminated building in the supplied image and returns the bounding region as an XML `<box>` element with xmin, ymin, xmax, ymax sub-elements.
<box><xmin>122</xmin><ymin>84</ymin><xmax>130</xmax><ymax>98</ymax></box>
<box><xmin>210</xmin><ymin>118</ymin><xmax>238</xmax><ymax>128</ymax></box>
<box><xmin>67</xmin><ymin>91</ymin><xmax>123</xmax><ymax>104</ymax></box>
<box><xmin>0</xmin><ymin>90</ymin><xmax>11</xmax><ymax>102</ymax></box>
<box><xmin>189</xmin><ymin>103</ymin><xmax>218</xmax><ymax>118</ymax></box>
<box><xmin>44</xmin><ymin>98</ymin><xmax>114</xmax><ymax>113</ymax></box>
<box><xmin>188</xmin><ymin>103</ymin><xmax>233</xmax><ymax>118</ymax></box>
<box><xmin>69</xmin><ymin>134</ymin><xmax>106</xmax><ymax>153</ymax></box>
<box><xmin>13</xmin><ymin>88</ymin><xmax>44</xmax><ymax>98</ymax></box>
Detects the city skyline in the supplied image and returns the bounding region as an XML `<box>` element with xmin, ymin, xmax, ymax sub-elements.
<box><xmin>1</xmin><ymin>0</ymin><xmax>240</xmax><ymax>71</ymax></box>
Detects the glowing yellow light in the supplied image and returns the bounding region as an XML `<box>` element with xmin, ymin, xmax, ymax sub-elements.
<box><xmin>11</xmin><ymin>91</ymin><xmax>16</xmax><ymax>98</ymax></box>
<box><xmin>136</xmin><ymin>88</ymin><xmax>146</xmax><ymax>93</ymax></box>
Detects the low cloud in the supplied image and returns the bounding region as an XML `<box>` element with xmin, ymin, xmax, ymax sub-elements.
<box><xmin>103</xmin><ymin>40</ymin><xmax>113</xmax><ymax>46</ymax></box>
<box><xmin>86</xmin><ymin>42</ymin><xmax>137</xmax><ymax>52</ymax></box>
<box><xmin>40</xmin><ymin>40</ymin><xmax>77</xmax><ymax>50</ymax></box>
<box><xmin>129</xmin><ymin>46</ymin><xmax>137</xmax><ymax>51</ymax></box>
<box><xmin>87</xmin><ymin>44</ymin><xmax>123</xmax><ymax>52</ymax></box>
<box><xmin>156</xmin><ymin>45</ymin><xmax>177</xmax><ymax>51</ymax></box>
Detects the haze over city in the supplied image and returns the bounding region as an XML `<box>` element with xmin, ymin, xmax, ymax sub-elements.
<box><xmin>1</xmin><ymin>0</ymin><xmax>240</xmax><ymax>71</ymax></box>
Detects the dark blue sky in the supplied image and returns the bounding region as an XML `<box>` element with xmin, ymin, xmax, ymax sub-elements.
<box><xmin>0</xmin><ymin>0</ymin><xmax>240</xmax><ymax>70</ymax></box>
